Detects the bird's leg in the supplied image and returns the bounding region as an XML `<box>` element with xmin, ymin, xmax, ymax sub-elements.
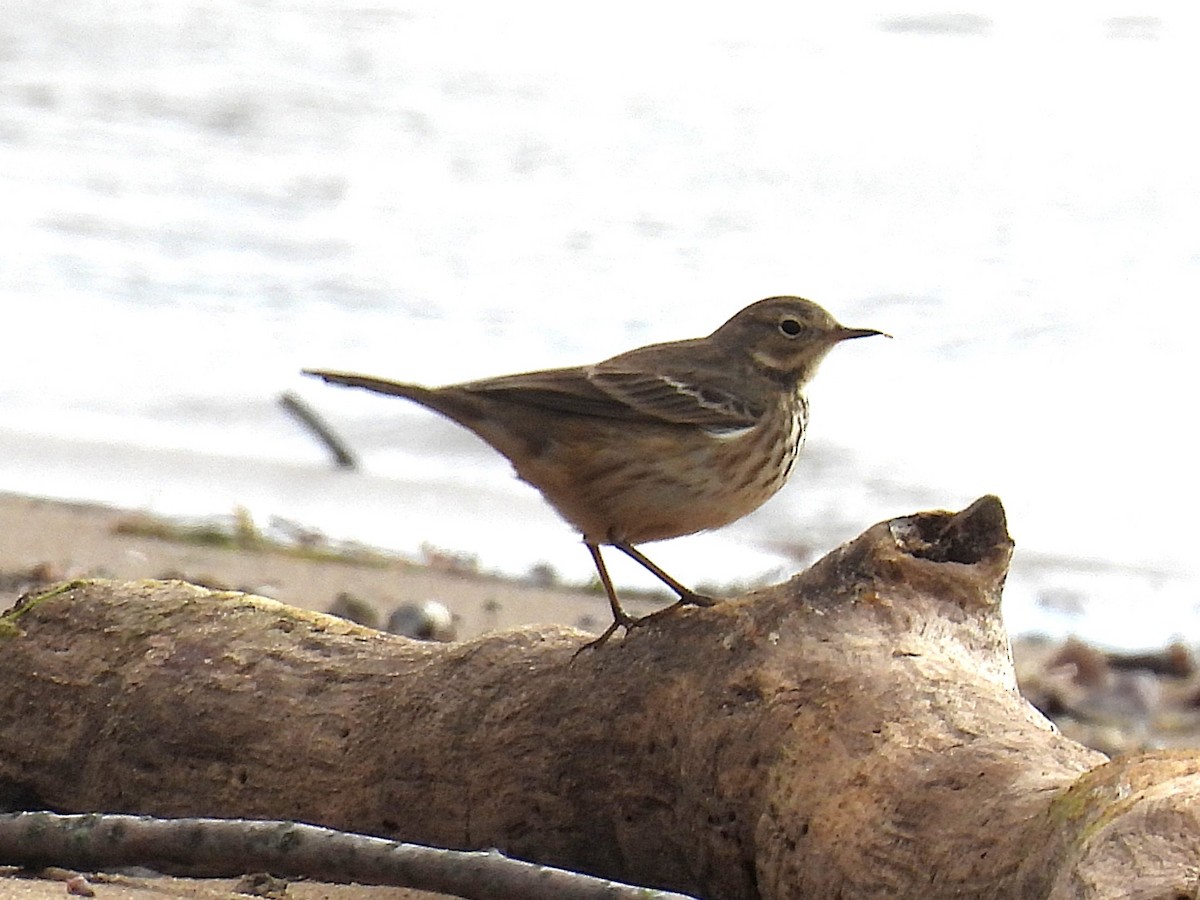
<box><xmin>611</xmin><ymin>539</ymin><xmax>717</xmax><ymax>608</ymax></box>
<box><xmin>574</xmin><ymin>542</ymin><xmax>639</xmax><ymax>654</ymax></box>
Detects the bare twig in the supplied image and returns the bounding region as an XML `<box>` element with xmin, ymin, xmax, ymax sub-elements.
<box><xmin>0</xmin><ymin>812</ymin><xmax>697</xmax><ymax>900</ymax></box>
<box><xmin>280</xmin><ymin>391</ymin><xmax>357</xmax><ymax>469</ymax></box>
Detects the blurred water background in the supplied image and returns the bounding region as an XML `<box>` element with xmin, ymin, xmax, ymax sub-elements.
<box><xmin>2</xmin><ymin>1</ymin><xmax>1198</xmax><ymax>648</ymax></box>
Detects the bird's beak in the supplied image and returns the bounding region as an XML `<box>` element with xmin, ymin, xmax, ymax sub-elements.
<box><xmin>834</xmin><ymin>326</ymin><xmax>892</xmax><ymax>342</ymax></box>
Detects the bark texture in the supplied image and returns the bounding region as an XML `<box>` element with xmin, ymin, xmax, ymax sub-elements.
<box><xmin>3</xmin><ymin>496</ymin><xmax>1199</xmax><ymax>899</ymax></box>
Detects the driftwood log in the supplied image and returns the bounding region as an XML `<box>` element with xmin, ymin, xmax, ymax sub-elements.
<box><xmin>2</xmin><ymin>496</ymin><xmax>1200</xmax><ymax>899</ymax></box>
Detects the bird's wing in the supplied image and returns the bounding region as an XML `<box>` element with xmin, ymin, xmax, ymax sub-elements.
<box><xmin>587</xmin><ymin>350</ymin><xmax>764</xmax><ymax>429</ymax></box>
<box><xmin>464</xmin><ymin>360</ymin><xmax>763</xmax><ymax>428</ymax></box>
<box><xmin>309</xmin><ymin>346</ymin><xmax>766</xmax><ymax>429</ymax></box>
<box><xmin>460</xmin><ymin>367</ymin><xmax>657</xmax><ymax>421</ymax></box>
<box><xmin>587</xmin><ymin>367</ymin><xmax>762</xmax><ymax>428</ymax></box>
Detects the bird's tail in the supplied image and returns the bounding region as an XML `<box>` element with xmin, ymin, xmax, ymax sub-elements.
<box><xmin>302</xmin><ymin>369</ymin><xmax>436</xmax><ymax>404</ymax></box>
<box><xmin>301</xmin><ymin>369</ymin><xmax>489</xmax><ymax>433</ymax></box>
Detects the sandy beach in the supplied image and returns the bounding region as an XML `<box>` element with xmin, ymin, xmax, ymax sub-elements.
<box><xmin>0</xmin><ymin>491</ymin><xmax>675</xmax><ymax>642</ymax></box>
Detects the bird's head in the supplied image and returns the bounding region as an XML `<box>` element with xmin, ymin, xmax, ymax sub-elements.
<box><xmin>712</xmin><ymin>296</ymin><xmax>888</xmax><ymax>386</ymax></box>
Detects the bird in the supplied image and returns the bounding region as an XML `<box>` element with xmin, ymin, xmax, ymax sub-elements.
<box><xmin>304</xmin><ymin>296</ymin><xmax>886</xmax><ymax>649</ymax></box>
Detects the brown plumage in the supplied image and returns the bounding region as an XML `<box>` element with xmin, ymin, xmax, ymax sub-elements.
<box><xmin>305</xmin><ymin>296</ymin><xmax>886</xmax><ymax>648</ymax></box>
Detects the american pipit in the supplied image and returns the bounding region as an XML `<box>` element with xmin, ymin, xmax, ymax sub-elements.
<box><xmin>305</xmin><ymin>296</ymin><xmax>886</xmax><ymax>648</ymax></box>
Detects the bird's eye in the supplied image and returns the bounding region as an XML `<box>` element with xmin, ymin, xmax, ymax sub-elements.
<box><xmin>779</xmin><ymin>318</ymin><xmax>803</xmax><ymax>337</ymax></box>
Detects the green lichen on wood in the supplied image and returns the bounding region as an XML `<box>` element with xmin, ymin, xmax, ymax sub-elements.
<box><xmin>0</xmin><ymin>579</ymin><xmax>90</xmax><ymax>638</ymax></box>
<box><xmin>2</xmin><ymin>577</ymin><xmax>380</xmax><ymax>644</ymax></box>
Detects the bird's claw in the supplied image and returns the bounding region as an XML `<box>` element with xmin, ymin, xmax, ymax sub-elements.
<box><xmin>572</xmin><ymin>593</ymin><xmax>719</xmax><ymax>657</ymax></box>
<box><xmin>572</xmin><ymin>611</ymin><xmax>641</xmax><ymax>657</ymax></box>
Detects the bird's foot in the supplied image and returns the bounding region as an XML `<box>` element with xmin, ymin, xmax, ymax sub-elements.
<box><xmin>572</xmin><ymin>610</ymin><xmax>641</xmax><ymax>657</ymax></box>
<box><xmin>572</xmin><ymin>592</ymin><xmax>720</xmax><ymax>657</ymax></box>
